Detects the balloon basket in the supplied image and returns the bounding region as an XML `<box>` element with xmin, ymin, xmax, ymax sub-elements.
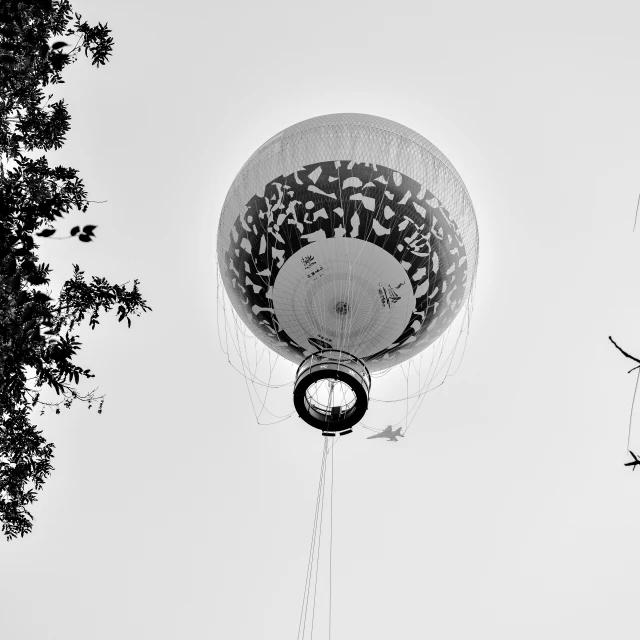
<box><xmin>293</xmin><ymin>350</ymin><xmax>370</xmax><ymax>434</ymax></box>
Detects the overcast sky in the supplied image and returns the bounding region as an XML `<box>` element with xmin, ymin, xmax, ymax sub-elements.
<box><xmin>2</xmin><ymin>0</ymin><xmax>640</xmax><ymax>638</ymax></box>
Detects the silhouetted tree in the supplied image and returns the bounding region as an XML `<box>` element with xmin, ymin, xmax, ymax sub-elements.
<box><xmin>1</xmin><ymin>0</ymin><xmax>150</xmax><ymax>540</ymax></box>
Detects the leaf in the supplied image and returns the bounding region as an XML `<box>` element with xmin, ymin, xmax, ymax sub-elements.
<box><xmin>70</xmin><ymin>226</ymin><xmax>80</xmax><ymax>236</ymax></box>
<box><xmin>82</xmin><ymin>225</ymin><xmax>97</xmax><ymax>236</ymax></box>
<box><xmin>0</xmin><ymin>26</ymin><xmax>19</xmax><ymax>38</ymax></box>
<box><xmin>78</xmin><ymin>234</ymin><xmax>92</xmax><ymax>242</ymax></box>
<box><xmin>26</xmin><ymin>272</ymin><xmax>47</xmax><ymax>285</ymax></box>
<box><xmin>36</xmin><ymin>228</ymin><xmax>56</xmax><ymax>237</ymax></box>
<box><xmin>51</xmin><ymin>41</ymin><xmax>68</xmax><ymax>50</ymax></box>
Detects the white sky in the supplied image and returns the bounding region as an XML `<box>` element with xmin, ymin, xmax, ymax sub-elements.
<box><xmin>2</xmin><ymin>0</ymin><xmax>640</xmax><ymax>638</ymax></box>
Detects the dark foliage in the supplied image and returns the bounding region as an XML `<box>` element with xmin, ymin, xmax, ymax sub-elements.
<box><xmin>1</xmin><ymin>0</ymin><xmax>150</xmax><ymax>540</ymax></box>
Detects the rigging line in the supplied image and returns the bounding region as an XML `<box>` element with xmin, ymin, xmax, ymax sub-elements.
<box><xmin>343</xmin><ymin>171</ymin><xmax>391</xmax><ymax>351</ymax></box>
<box><xmin>328</xmin><ymin>438</ymin><xmax>334</xmax><ymax>640</ymax></box>
<box><xmin>298</xmin><ymin>439</ymin><xmax>328</xmax><ymax>640</ymax></box>
<box><xmin>298</xmin><ymin>448</ymin><xmax>323</xmax><ymax>640</ymax></box>
<box><xmin>414</xmin><ymin>327</ymin><xmax>466</xmax><ymax>392</ymax></box>
<box><xmin>310</xmin><ymin>436</ymin><xmax>329</xmax><ymax>640</ymax></box>
<box><xmin>339</xmin><ymin>207</ymin><xmax>377</xmax><ymax>354</ymax></box>
<box><xmin>442</xmin><ymin>322</ymin><xmax>470</xmax><ymax>378</ymax></box>
<box><xmin>262</xmin><ymin>200</ymin><xmax>289</xmax><ymax>354</ymax></box>
<box><xmin>354</xmin><ymin>182</ymin><xmax>424</xmax><ymax>356</ymax></box>
<box><xmin>310</xmin><ymin>438</ymin><xmax>329</xmax><ymax>640</ymax></box>
<box><xmin>256</xmin><ymin>350</ymin><xmax>288</xmax><ymax>421</ymax></box>
<box><xmin>434</xmin><ymin>313</ymin><xmax>469</xmax><ymax>373</ymax></box>
<box><xmin>400</xmin><ymin>365</ymin><xmax>450</xmax><ymax>436</ymax></box>
<box><xmin>231</xmin><ymin>310</ymin><xmax>274</xmax><ymax>422</ymax></box>
<box><xmin>348</xmin><ymin>247</ymin><xmax>387</xmax><ymax>358</ymax></box>
<box><xmin>215</xmin><ymin>268</ymin><xmax>230</xmax><ymax>358</ymax></box>
<box><xmin>627</xmin><ymin>368</ymin><xmax>640</xmax><ymax>452</ymax></box>
<box><xmin>236</xmin><ymin>308</ymin><xmax>260</xmax><ymax>380</ymax></box>
<box><xmin>369</xmin><ymin>337</ymin><xmax>445</xmax><ymax>403</ymax></box>
<box><xmin>634</xmin><ymin>192</ymin><xmax>640</xmax><ymax>232</ymax></box>
<box><xmin>218</xmin><ymin>278</ymin><xmax>235</xmax><ymax>365</ymax></box>
<box><xmin>227</xmin><ymin>302</ymin><xmax>265</xmax><ymax>426</ymax></box>
<box><xmin>227</xmin><ymin>310</ymin><xmax>294</xmax><ymax>422</ymax></box>
<box><xmin>427</xmin><ymin>322</ymin><xmax>468</xmax><ymax>385</ymax></box>
<box><xmin>221</xmin><ymin>348</ymin><xmax>294</xmax><ymax>388</ymax></box>
<box><xmin>403</xmin><ymin>376</ymin><xmax>447</xmax><ymax>435</ymax></box>
<box><xmin>405</xmin><ymin>358</ymin><xmax>409</xmax><ymax>433</ymax></box>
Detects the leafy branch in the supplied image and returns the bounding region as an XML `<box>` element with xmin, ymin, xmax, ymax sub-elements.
<box><xmin>1</xmin><ymin>0</ymin><xmax>149</xmax><ymax>540</ymax></box>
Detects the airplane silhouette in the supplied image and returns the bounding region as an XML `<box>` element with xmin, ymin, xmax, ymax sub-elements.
<box><xmin>367</xmin><ymin>425</ymin><xmax>404</xmax><ymax>442</ymax></box>
<box><xmin>624</xmin><ymin>451</ymin><xmax>640</xmax><ymax>470</ymax></box>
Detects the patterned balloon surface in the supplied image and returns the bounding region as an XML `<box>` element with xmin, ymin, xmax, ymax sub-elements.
<box><xmin>217</xmin><ymin>114</ymin><xmax>478</xmax><ymax>372</ymax></box>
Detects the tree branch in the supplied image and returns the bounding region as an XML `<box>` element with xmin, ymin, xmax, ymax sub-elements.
<box><xmin>609</xmin><ymin>336</ymin><xmax>640</xmax><ymax>372</ymax></box>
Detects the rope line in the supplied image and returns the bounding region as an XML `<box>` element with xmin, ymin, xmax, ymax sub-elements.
<box><xmin>309</xmin><ymin>441</ymin><xmax>328</xmax><ymax>640</ymax></box>
<box><xmin>294</xmin><ymin>436</ymin><xmax>338</xmax><ymax>640</ymax></box>
<box><xmin>297</xmin><ymin>438</ymin><xmax>328</xmax><ymax>640</ymax></box>
<box><xmin>627</xmin><ymin>368</ymin><xmax>640</xmax><ymax>452</ymax></box>
<box><xmin>328</xmin><ymin>440</ymin><xmax>334</xmax><ymax>640</ymax></box>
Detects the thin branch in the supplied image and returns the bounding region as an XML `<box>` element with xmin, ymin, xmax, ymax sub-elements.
<box><xmin>609</xmin><ymin>336</ymin><xmax>640</xmax><ymax>370</ymax></box>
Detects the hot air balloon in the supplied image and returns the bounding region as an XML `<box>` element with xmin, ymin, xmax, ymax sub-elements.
<box><xmin>217</xmin><ymin>113</ymin><xmax>478</xmax><ymax>435</ymax></box>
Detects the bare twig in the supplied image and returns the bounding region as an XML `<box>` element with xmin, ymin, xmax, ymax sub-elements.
<box><xmin>609</xmin><ymin>336</ymin><xmax>640</xmax><ymax>373</ymax></box>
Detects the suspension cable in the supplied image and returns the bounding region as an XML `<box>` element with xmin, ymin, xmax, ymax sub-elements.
<box><xmin>627</xmin><ymin>369</ymin><xmax>640</xmax><ymax>452</ymax></box>
<box><xmin>328</xmin><ymin>438</ymin><xmax>334</xmax><ymax>640</ymax></box>
<box><xmin>297</xmin><ymin>438</ymin><xmax>328</xmax><ymax>640</ymax></box>
<box><xmin>296</xmin><ymin>436</ymin><xmax>337</xmax><ymax>640</ymax></box>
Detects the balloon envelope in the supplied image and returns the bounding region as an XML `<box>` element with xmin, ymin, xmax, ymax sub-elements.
<box><xmin>217</xmin><ymin>113</ymin><xmax>478</xmax><ymax>372</ymax></box>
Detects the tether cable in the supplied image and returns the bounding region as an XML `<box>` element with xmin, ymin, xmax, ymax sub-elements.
<box><xmin>297</xmin><ymin>438</ymin><xmax>329</xmax><ymax>640</ymax></box>
<box><xmin>628</xmin><ymin>369</ymin><xmax>640</xmax><ymax>452</ymax></box>
<box><xmin>328</xmin><ymin>439</ymin><xmax>334</xmax><ymax>640</ymax></box>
